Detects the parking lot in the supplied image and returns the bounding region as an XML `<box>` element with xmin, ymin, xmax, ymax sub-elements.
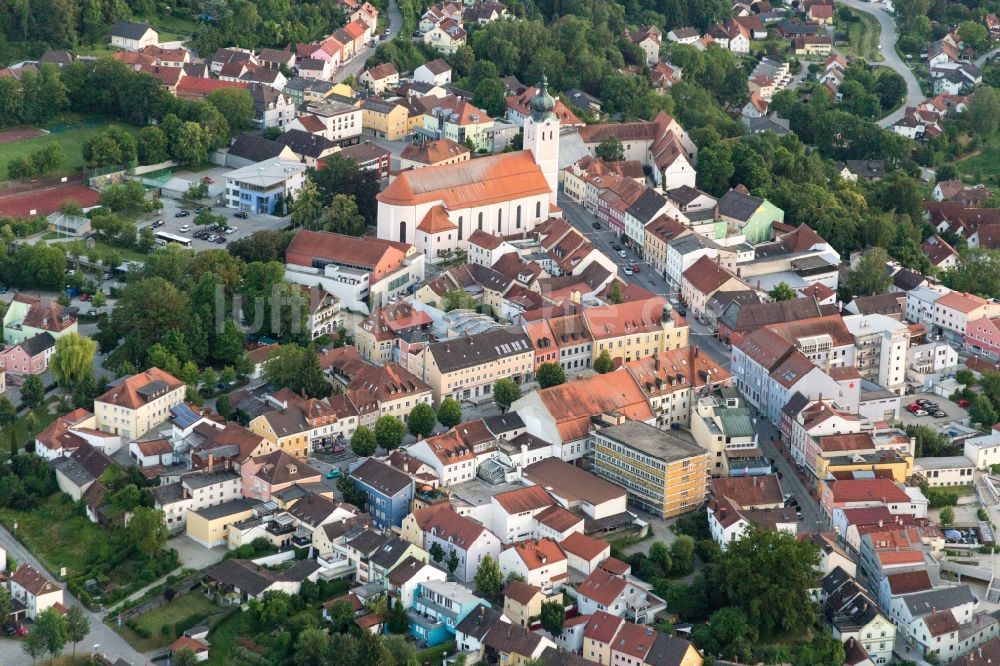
<box><xmin>898</xmin><ymin>391</ymin><xmax>969</xmax><ymax>427</ymax></box>
<box><xmin>144</xmin><ymin>193</ymin><xmax>289</xmax><ymax>251</ymax></box>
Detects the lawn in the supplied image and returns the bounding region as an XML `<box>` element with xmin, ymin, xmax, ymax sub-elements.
<box><xmin>0</xmin><ymin>122</ymin><xmax>127</xmax><ymax>181</ymax></box>
<box><xmin>113</xmin><ymin>593</ymin><xmax>222</xmax><ymax>652</ymax></box>
<box><xmin>840</xmin><ymin>9</ymin><xmax>883</xmax><ymax>62</ymax></box>
<box><xmin>0</xmin><ymin>493</ymin><xmax>105</xmax><ymax>578</ymax></box>
<box><xmin>417</xmin><ymin>640</ymin><xmax>456</xmax><ymax>666</ymax></box>
<box><xmin>957</xmin><ymin>139</ymin><xmax>1000</xmax><ymax>182</ymax></box>
<box><xmin>203</xmin><ymin>609</ymin><xmax>246</xmax><ymax>666</ymax></box>
<box><xmin>143</xmin><ymin>13</ymin><xmax>199</xmax><ymax>41</ymax></box>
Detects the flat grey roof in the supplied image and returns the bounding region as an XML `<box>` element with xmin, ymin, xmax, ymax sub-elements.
<box><xmin>192</xmin><ymin>498</ymin><xmax>262</xmax><ymax>520</ymax></box>
<box><xmin>914</xmin><ymin>456</ymin><xmax>975</xmax><ymax>470</ymax></box>
<box><xmin>595</xmin><ymin>420</ymin><xmax>704</xmax><ymax>463</ymax></box>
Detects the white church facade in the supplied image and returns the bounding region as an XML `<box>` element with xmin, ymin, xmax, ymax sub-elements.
<box><xmin>377</xmin><ymin>77</ymin><xmax>562</xmax><ymax>262</ymax></box>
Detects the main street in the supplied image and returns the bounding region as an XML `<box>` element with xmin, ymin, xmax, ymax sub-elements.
<box><xmin>558</xmin><ymin>190</ymin><xmax>828</xmax><ymax>530</ymax></box>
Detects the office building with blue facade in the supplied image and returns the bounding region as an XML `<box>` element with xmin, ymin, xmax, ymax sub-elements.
<box><xmin>225</xmin><ymin>160</ymin><xmax>306</xmax><ymax>214</ymax></box>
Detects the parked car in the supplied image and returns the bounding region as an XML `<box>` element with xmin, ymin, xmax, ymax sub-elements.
<box><xmin>623</xmin><ymin>267</ymin><xmax>633</xmax><ymax>275</ymax></box>
<box><xmin>617</xmin><ymin>250</ymin><xmax>627</xmax><ymax>258</ymax></box>
<box><xmin>325</xmin><ymin>468</ymin><xmax>342</xmax><ymax>479</ymax></box>
<box><xmin>933</xmin><ymin>410</ymin><xmax>947</xmax><ymax>418</ymax></box>
<box><xmin>175</xmin><ymin>210</ymin><xmax>190</xmax><ymax>218</ymax></box>
<box><xmin>152</xmin><ymin>219</ymin><xmax>165</xmax><ymax>228</ymax></box>
<box><xmin>79</xmin><ymin>293</ymin><xmax>89</xmax><ymax>301</ymax></box>
<box><xmin>234</xmin><ymin>211</ymin><xmax>248</xmax><ymax>219</ymax></box>
<box><xmin>675</xmin><ymin>306</ymin><xmax>686</xmax><ymax>316</ymax></box>
<box><xmin>215</xmin><ymin>236</ymin><xmax>227</xmax><ymax>244</ymax></box>
<box><xmin>202</xmin><ymin>176</ymin><xmax>214</xmax><ymax>184</ymax></box>
<box><xmin>179</xmin><ymin>224</ymin><xmax>191</xmax><ymax>233</ymax></box>
<box><xmin>631</xmin><ymin>263</ymin><xmax>640</xmax><ymax>273</ymax></box>
<box><xmin>960</xmin><ymin>399</ymin><xmax>970</xmax><ymax>408</ymax></box>
<box><xmin>88</xmin><ymin>308</ymin><xmax>97</xmax><ymax>316</ymax></box>
<box><xmin>0</xmin><ymin>285</ymin><xmax>8</xmax><ymax>294</ymax></box>
<box><xmin>332</xmin><ymin>444</ymin><xmax>345</xmax><ymax>454</ymax></box>
<box><xmin>225</xmin><ymin>226</ymin><xmax>238</xmax><ymax>234</ymax></box>
<box><xmin>592</xmin><ymin>221</ymin><xmax>601</xmax><ymax>229</ymax></box>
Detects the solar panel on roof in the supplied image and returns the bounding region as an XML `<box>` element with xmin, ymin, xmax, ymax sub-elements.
<box><xmin>171</xmin><ymin>403</ymin><xmax>200</xmax><ymax>429</ymax></box>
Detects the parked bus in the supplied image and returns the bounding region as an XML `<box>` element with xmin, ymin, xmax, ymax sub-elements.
<box><xmin>155</xmin><ymin>231</ymin><xmax>192</xmax><ymax>247</ymax></box>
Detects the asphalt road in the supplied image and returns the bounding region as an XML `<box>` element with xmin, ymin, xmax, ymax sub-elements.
<box><xmin>334</xmin><ymin>0</ymin><xmax>403</xmax><ymax>83</ymax></box>
<box><xmin>836</xmin><ymin>0</ymin><xmax>924</xmax><ymax>127</ymax></box>
<box><xmin>0</xmin><ymin>525</ymin><xmax>146</xmax><ymax>665</ymax></box>
<box><xmin>557</xmin><ymin>190</ymin><xmax>831</xmax><ymax>526</ymax></box>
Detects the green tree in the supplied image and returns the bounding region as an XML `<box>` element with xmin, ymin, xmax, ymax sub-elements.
<box><xmin>172</xmin><ymin>648</ymin><xmax>200</xmax><ymax>666</ymax></box>
<box><xmin>940</xmin><ymin>505</ymin><xmax>955</xmax><ymax>527</ymax></box>
<box><xmin>969</xmin><ymin>395</ymin><xmax>998</xmax><ymax>427</ymax></box>
<box><xmin>290</xmin><ymin>179</ymin><xmax>323</xmax><ymax>228</ymax></box>
<box><xmin>768</xmin><ymin>282</ymin><xmax>796</xmax><ymax>302</ymax></box>
<box><xmin>670</xmin><ymin>535</ymin><xmax>696</xmax><ymax>576</ymax></box>
<box><xmin>314</xmin><ymin>194</ymin><xmax>367</xmax><ymax>236</ymax></box>
<box><xmin>138</xmin><ymin>125</ymin><xmax>168</xmax><ymax>164</ymax></box>
<box><xmin>50</xmin><ymin>332</ymin><xmax>97</xmax><ymax>388</ymax></box>
<box><xmin>959</xmin><ymin>21</ymin><xmax>990</xmax><ymax>53</ymax></box>
<box><xmin>23</xmin><ymin>628</ymin><xmax>47</xmax><ymax>664</ymax></box>
<box><xmin>127</xmin><ymin>507</ymin><xmax>168</xmax><ymax>558</ymax></box>
<box><xmin>711</xmin><ymin>528</ymin><xmax>819</xmax><ymax>639</ymax></box>
<box><xmin>696</xmin><ymin>142</ymin><xmax>735</xmax><ymax>196</ymax></box>
<box><xmin>351</xmin><ymin>425</ymin><xmax>377</xmax><ymax>457</ymax></box>
<box><xmin>493</xmin><ymin>378</ymin><xmax>521</xmax><ymax>413</ymax></box>
<box><xmin>447</xmin><ymin>547</ymin><xmax>460</xmax><ymax>574</ymax></box>
<box><xmin>383</xmin><ymin>634</ymin><xmax>418</xmax><ymax>666</ymax></box>
<box><xmin>540</xmin><ymin>599</ymin><xmax>565</xmax><ymax>636</ymax></box>
<box><xmin>207</xmin><ymin>87</ymin><xmax>254</xmax><ymax>134</ymax></box>
<box><xmin>474</xmin><ymin>554</ymin><xmax>503</xmax><ymax>601</ymax></box>
<box><xmin>65</xmin><ymin>604</ymin><xmax>90</xmax><ymax>657</ymax></box>
<box><xmin>407</xmin><ymin>403</ymin><xmax>437</xmax><ymax>438</ymax></box>
<box><xmin>968</xmin><ymin>86</ymin><xmax>1000</xmax><ymax>139</ymax></box>
<box><xmin>473</xmin><ymin>77</ymin><xmax>507</xmax><ymax>117</ymax></box>
<box><xmin>956</xmin><ymin>369</ymin><xmax>976</xmax><ymax>386</ymax></box>
<box><xmin>595</xmin><ymin>137</ymin><xmax>625</xmax><ymax>162</ymax></box>
<box><xmin>387</xmin><ymin>597</ymin><xmax>410</xmax><ymax>634</ymax></box>
<box><xmin>609</xmin><ymin>281</ymin><xmax>624</xmax><ymax>304</ymax></box>
<box><xmin>299</xmin><ymin>346</ymin><xmax>330</xmax><ymax>398</ymax></box>
<box><xmin>33</xmin><ymin>606</ymin><xmax>69</xmax><ymax>660</ymax></box>
<box><xmin>846</xmin><ymin>247</ymin><xmax>891</xmax><ymax>297</ymax></box>
<box><xmin>0</xmin><ymin>587</ymin><xmax>13</xmax><ymax>632</ymax></box>
<box><xmin>692</xmin><ymin>606</ymin><xmax>757</xmax><ymax>662</ymax></box>
<box><xmin>325</xmin><ymin>598</ymin><xmax>355</xmax><ymax>633</ymax></box>
<box><xmin>429</xmin><ymin>541</ymin><xmax>445</xmax><ymax>563</ymax></box>
<box><xmin>536</xmin><ymin>362</ymin><xmax>566</xmax><ymax>389</ymax></box>
<box><xmin>437</xmin><ymin>397</ymin><xmax>463</xmax><ymax>428</ymax></box>
<box><xmin>792</xmin><ymin>630</ymin><xmax>846</xmax><ymax>666</ymax></box>
<box><xmin>21</xmin><ymin>374</ymin><xmax>44</xmax><ymax>408</ymax></box>
<box><xmin>594</xmin><ymin>350</ymin><xmax>614</xmax><ymax>374</ymax></box>
<box><xmin>294</xmin><ymin>626</ymin><xmax>330</xmax><ymax>666</ymax></box>
<box><xmin>374</xmin><ymin>415</ymin><xmax>405</xmax><ymax>451</ymax></box>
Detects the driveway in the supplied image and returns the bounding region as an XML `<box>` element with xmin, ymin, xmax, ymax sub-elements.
<box><xmin>836</xmin><ymin>0</ymin><xmax>923</xmax><ymax>127</ymax></box>
<box><xmin>0</xmin><ymin>525</ymin><xmax>147</xmax><ymax>665</ymax></box>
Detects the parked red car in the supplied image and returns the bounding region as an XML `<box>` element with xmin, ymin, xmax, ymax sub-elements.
<box><xmin>79</xmin><ymin>293</ymin><xmax>89</xmax><ymax>301</ymax></box>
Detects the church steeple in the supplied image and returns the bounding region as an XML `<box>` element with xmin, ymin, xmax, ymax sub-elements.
<box><xmin>530</xmin><ymin>73</ymin><xmax>557</xmax><ymax>123</ymax></box>
<box><xmin>524</xmin><ymin>71</ymin><xmax>560</xmax><ymax>206</ymax></box>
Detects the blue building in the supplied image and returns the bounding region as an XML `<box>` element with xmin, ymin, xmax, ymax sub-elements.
<box><xmin>224</xmin><ymin>159</ymin><xmax>306</xmax><ymax>215</ymax></box>
<box><xmin>349</xmin><ymin>458</ymin><xmax>414</xmax><ymax>529</ymax></box>
<box><xmin>409</xmin><ymin>579</ymin><xmax>490</xmax><ymax>647</ymax></box>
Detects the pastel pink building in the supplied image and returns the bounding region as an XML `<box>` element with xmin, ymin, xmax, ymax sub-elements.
<box><xmin>966</xmin><ymin>316</ymin><xmax>1000</xmax><ymax>360</ymax></box>
<box><xmin>0</xmin><ymin>332</ymin><xmax>55</xmax><ymax>375</ymax></box>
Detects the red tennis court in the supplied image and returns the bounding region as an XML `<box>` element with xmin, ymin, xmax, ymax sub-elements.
<box><xmin>0</xmin><ymin>128</ymin><xmax>45</xmax><ymax>144</ymax></box>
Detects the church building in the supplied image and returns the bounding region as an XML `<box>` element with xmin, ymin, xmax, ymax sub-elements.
<box><xmin>376</xmin><ymin>77</ymin><xmax>562</xmax><ymax>262</ymax></box>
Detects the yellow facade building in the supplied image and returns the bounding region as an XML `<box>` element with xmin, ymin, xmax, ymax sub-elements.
<box><xmin>582</xmin><ymin>297</ymin><xmax>689</xmax><ymax>366</ymax></box>
<box><xmin>590</xmin><ymin>420</ymin><xmax>709</xmax><ymax>519</ymax></box>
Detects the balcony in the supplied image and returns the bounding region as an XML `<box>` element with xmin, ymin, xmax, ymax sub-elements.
<box><xmin>408</xmin><ymin>609</ymin><xmax>443</xmax><ymax>630</ymax></box>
